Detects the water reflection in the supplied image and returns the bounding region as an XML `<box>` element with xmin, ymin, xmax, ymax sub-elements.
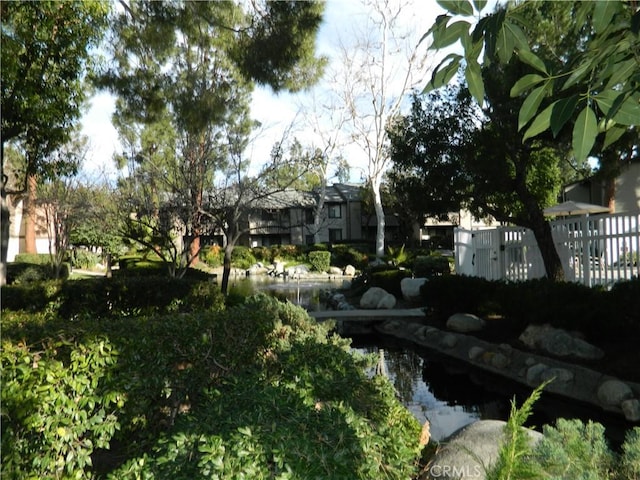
<box><xmin>353</xmin><ymin>342</ymin><xmax>510</xmax><ymax>442</ymax></box>
<box><xmin>239</xmin><ymin>276</ymin><xmax>345</xmax><ymax>311</ymax></box>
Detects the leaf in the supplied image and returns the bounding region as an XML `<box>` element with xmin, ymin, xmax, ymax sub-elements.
<box><xmin>605</xmin><ymin>58</ymin><xmax>636</xmax><ymax>90</ymax></box>
<box><xmin>593</xmin><ymin>1</ymin><xmax>620</xmax><ymax>34</ymax></box>
<box><xmin>432</xmin><ymin>20</ymin><xmax>471</xmax><ymax>49</ymax></box>
<box><xmin>550</xmin><ymin>95</ymin><xmax>579</xmax><ymax>137</ymax></box>
<box><xmin>603</xmin><ymin>125</ymin><xmax>627</xmax><ymax>150</ymax></box>
<box><xmin>522</xmin><ymin>102</ymin><xmax>553</xmax><ymax>142</ymax></box>
<box><xmin>420</xmin><ymin>14</ymin><xmax>450</xmax><ymax>46</ymax></box>
<box><xmin>436</xmin><ymin>0</ymin><xmax>474</xmax><ymax>16</ymax></box>
<box><xmin>516</xmin><ymin>49</ymin><xmax>547</xmax><ymax>74</ymax></box>
<box><xmin>562</xmin><ymin>61</ymin><xmax>592</xmax><ymax>91</ymax></box>
<box><xmin>465</xmin><ymin>59</ymin><xmax>484</xmax><ymax>105</ymax></box>
<box><xmin>502</xmin><ymin>21</ymin><xmax>529</xmax><ymax>52</ymax></box>
<box><xmin>472</xmin><ymin>0</ymin><xmax>488</xmax><ymax>12</ymax></box>
<box><xmin>572</xmin><ymin>106</ymin><xmax>598</xmax><ymax>161</ymax></box>
<box><xmin>424</xmin><ymin>54</ymin><xmax>462</xmax><ymax>92</ymax></box>
<box><xmin>612</xmin><ymin>93</ymin><xmax>640</xmax><ymax>126</ymax></box>
<box><xmin>496</xmin><ymin>21</ymin><xmax>515</xmax><ymax>64</ymax></box>
<box><xmin>518</xmin><ymin>85</ymin><xmax>548</xmax><ymax>131</ymax></box>
<box><xmin>510</xmin><ymin>74</ymin><xmax>545</xmax><ymax>97</ymax></box>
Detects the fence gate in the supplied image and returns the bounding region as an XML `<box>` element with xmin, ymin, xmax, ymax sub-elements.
<box><xmin>454</xmin><ymin>213</ymin><xmax>640</xmax><ymax>286</ymax></box>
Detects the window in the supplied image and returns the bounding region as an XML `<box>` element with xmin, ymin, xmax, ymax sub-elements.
<box><xmin>329</xmin><ymin>228</ymin><xmax>342</xmax><ymax>242</ymax></box>
<box><xmin>305</xmin><ymin>234</ymin><xmax>314</xmax><ymax>245</ymax></box>
<box><xmin>305</xmin><ymin>208</ymin><xmax>314</xmax><ymax>224</ymax></box>
<box><xmin>328</xmin><ymin>203</ymin><xmax>341</xmax><ymax>219</ymax></box>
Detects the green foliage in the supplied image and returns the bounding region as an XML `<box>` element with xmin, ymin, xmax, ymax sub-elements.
<box><xmin>386</xmin><ymin>244</ymin><xmax>410</xmax><ymax>266</ymax></box>
<box><xmin>329</xmin><ymin>243</ymin><xmax>369</xmax><ymax>269</ymax></box>
<box><xmin>2</xmin><ymin>277</ymin><xmax>225</xmax><ymax>317</ymax></box>
<box><xmin>230</xmin><ymin>246</ymin><xmax>257</xmax><ymax>270</ymax></box>
<box><xmin>532</xmin><ymin>419</ymin><xmax>614</xmax><ymax>479</ymax></box>
<box><xmin>13</xmin><ymin>253</ymin><xmax>51</xmax><ymax>265</ymax></box>
<box><xmin>487</xmin><ymin>381</ymin><xmax>549</xmax><ymax>480</ymax></box>
<box><xmin>1</xmin><ymin>337</ymin><xmax>122</xmax><ymax>479</ymax></box>
<box><xmin>421</xmin><ymin>276</ymin><xmax>640</xmax><ymax>342</ymax></box>
<box><xmin>7</xmin><ymin>257</ymin><xmax>70</xmax><ymax>285</ymax></box>
<box><xmin>201</xmin><ymin>245</ymin><xmax>223</xmax><ymax>268</ymax></box>
<box><xmin>71</xmin><ymin>249</ymin><xmax>101</xmax><ymax>270</ymax></box>
<box><xmin>621</xmin><ymin>428</ymin><xmax>640</xmax><ymax>480</ymax></box>
<box><xmin>308</xmin><ymin>250</ymin><xmax>331</xmax><ymax>272</ymax></box>
<box><xmin>1</xmin><ymin>294</ymin><xmax>423</xmax><ymax>479</ymax></box>
<box><xmin>425</xmin><ymin>1</ymin><xmax>639</xmax><ymax>161</ymax></box>
<box><xmin>413</xmin><ymin>254</ymin><xmax>451</xmax><ymax>278</ymax></box>
<box><xmin>368</xmin><ymin>266</ymin><xmax>413</xmax><ymax>298</ymax></box>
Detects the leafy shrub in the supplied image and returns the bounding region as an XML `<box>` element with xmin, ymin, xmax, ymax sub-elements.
<box><xmin>308</xmin><ymin>250</ymin><xmax>331</xmax><ymax>272</ymax></box>
<box><xmin>413</xmin><ymin>254</ymin><xmax>451</xmax><ymax>278</ymax></box>
<box><xmin>369</xmin><ymin>266</ymin><xmax>413</xmax><ymax>297</ymax></box>
<box><xmin>2</xmin><ymin>277</ymin><xmax>225</xmax><ymax>317</ymax></box>
<box><xmin>13</xmin><ymin>253</ymin><xmax>51</xmax><ymax>265</ymax></box>
<box><xmin>329</xmin><ymin>243</ymin><xmax>369</xmax><ymax>269</ymax></box>
<box><xmin>1</xmin><ymin>337</ymin><xmax>122</xmax><ymax>479</ymax></box>
<box><xmin>201</xmin><ymin>245</ymin><xmax>223</xmax><ymax>268</ymax></box>
<box><xmin>230</xmin><ymin>246</ymin><xmax>256</xmax><ymax>269</ymax></box>
<box><xmin>72</xmin><ymin>249</ymin><xmax>101</xmax><ymax>270</ymax></box>
<box><xmin>486</xmin><ymin>384</ymin><xmax>640</xmax><ymax>480</ymax></box>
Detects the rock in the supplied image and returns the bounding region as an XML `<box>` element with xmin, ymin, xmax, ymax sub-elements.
<box><xmin>468</xmin><ymin>346</ymin><xmax>485</xmax><ymax>361</ymax></box>
<box><xmin>328</xmin><ymin>266</ymin><xmax>342</xmax><ymax>275</ymax></box>
<box><xmin>526</xmin><ymin>363</ymin><xmax>548</xmax><ymax>384</ymax></box>
<box><xmin>490</xmin><ymin>352</ymin><xmax>510</xmax><ymax>369</ymax></box>
<box><xmin>359</xmin><ymin>287</ymin><xmax>396</xmax><ymax>309</ymax></box>
<box><xmin>341</xmin><ymin>279</ymin><xmax>352</xmax><ymax>289</ymax></box>
<box><xmin>540</xmin><ymin>367</ymin><xmax>574</xmax><ymax>383</ymax></box>
<box><xmin>621</xmin><ymin>399</ymin><xmax>640</xmax><ymax>422</ymax></box>
<box><xmin>518</xmin><ymin>324</ymin><xmax>604</xmax><ymax>360</ymax></box>
<box><xmin>440</xmin><ymin>334</ymin><xmax>458</xmax><ymax>349</ymax></box>
<box><xmin>360</xmin><ymin>287</ymin><xmax>385</xmax><ymax>308</ymax></box>
<box><xmin>425</xmin><ymin>420</ymin><xmax>542</xmax><ymax>480</ymax></box>
<box><xmin>597</xmin><ymin>379</ymin><xmax>633</xmax><ymax>406</ymax></box>
<box><xmin>377</xmin><ymin>292</ymin><xmax>397</xmax><ymax>309</ymax></box>
<box><xmin>400</xmin><ymin>277</ymin><xmax>427</xmax><ymax>302</ymax></box>
<box><xmin>447</xmin><ymin>313</ymin><xmax>486</xmax><ymax>333</ymax></box>
<box><xmin>344</xmin><ymin>264</ymin><xmax>356</xmax><ymax>276</ymax></box>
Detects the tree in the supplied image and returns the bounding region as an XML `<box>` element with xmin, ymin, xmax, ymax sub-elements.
<box><xmin>0</xmin><ymin>1</ymin><xmax>109</xmax><ymax>285</ymax></box>
<box><xmin>389</xmin><ymin>67</ymin><xmax>572</xmax><ymax>279</ymax></box>
<box><xmin>99</xmin><ymin>1</ymin><xmax>327</xmax><ymax>279</ymax></box>
<box><xmin>424</xmin><ymin>0</ymin><xmax>639</xmax><ymax>162</ymax></box>
<box><xmin>331</xmin><ymin>0</ymin><xmax>428</xmax><ymax>258</ymax></box>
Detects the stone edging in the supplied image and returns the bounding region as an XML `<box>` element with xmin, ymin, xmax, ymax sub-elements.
<box><xmin>374</xmin><ymin>319</ymin><xmax>640</xmax><ymax>423</ymax></box>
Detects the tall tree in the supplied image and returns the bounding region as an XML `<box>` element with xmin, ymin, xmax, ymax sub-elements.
<box><xmin>99</xmin><ymin>1</ymin><xmax>326</xmax><ymax>278</ymax></box>
<box><xmin>0</xmin><ymin>1</ymin><xmax>109</xmax><ymax>285</ymax></box>
<box><xmin>331</xmin><ymin>0</ymin><xmax>428</xmax><ymax>258</ymax></box>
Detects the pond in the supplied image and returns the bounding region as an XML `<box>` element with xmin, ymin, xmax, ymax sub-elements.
<box><xmin>249</xmin><ymin>277</ymin><xmax>633</xmax><ymax>445</ymax></box>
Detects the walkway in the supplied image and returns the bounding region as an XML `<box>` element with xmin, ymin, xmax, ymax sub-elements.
<box><xmin>309</xmin><ymin>308</ymin><xmax>426</xmax><ymax>322</ymax></box>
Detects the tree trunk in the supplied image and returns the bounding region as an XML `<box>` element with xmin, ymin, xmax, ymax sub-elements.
<box><xmin>530</xmin><ymin>213</ymin><xmax>564</xmax><ymax>281</ymax></box>
<box><xmin>221</xmin><ymin>245</ymin><xmax>233</xmax><ymax>295</ymax></box>
<box><xmin>25</xmin><ymin>173</ymin><xmax>37</xmax><ymax>254</ymax></box>
<box><xmin>189</xmin><ymin>234</ymin><xmax>200</xmax><ymax>266</ymax></box>
<box><xmin>1</xmin><ymin>178</ymin><xmax>8</xmax><ymax>286</ymax></box>
<box><xmin>372</xmin><ymin>178</ymin><xmax>385</xmax><ymax>259</ymax></box>
<box><xmin>604</xmin><ymin>177</ymin><xmax>616</xmax><ymax>213</ymax></box>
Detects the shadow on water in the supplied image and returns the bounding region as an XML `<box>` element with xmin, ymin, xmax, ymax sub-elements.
<box><xmin>352</xmin><ymin>335</ymin><xmax>634</xmax><ymax>448</ymax></box>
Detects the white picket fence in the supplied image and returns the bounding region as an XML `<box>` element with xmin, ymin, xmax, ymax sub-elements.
<box><xmin>454</xmin><ymin>213</ymin><xmax>640</xmax><ymax>286</ymax></box>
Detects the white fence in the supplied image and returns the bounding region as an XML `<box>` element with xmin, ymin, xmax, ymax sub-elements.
<box><xmin>454</xmin><ymin>213</ymin><xmax>640</xmax><ymax>286</ymax></box>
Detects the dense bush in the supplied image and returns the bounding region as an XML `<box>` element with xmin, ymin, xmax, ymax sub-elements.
<box><xmin>2</xmin><ymin>277</ymin><xmax>225</xmax><ymax>317</ymax></box>
<box><xmin>201</xmin><ymin>245</ymin><xmax>223</xmax><ymax>268</ymax></box>
<box><xmin>485</xmin><ymin>384</ymin><xmax>640</xmax><ymax>480</ymax></box>
<box><xmin>308</xmin><ymin>250</ymin><xmax>331</xmax><ymax>272</ymax></box>
<box><xmin>413</xmin><ymin>254</ymin><xmax>451</xmax><ymax>278</ymax></box>
<box><xmin>421</xmin><ymin>275</ymin><xmax>640</xmax><ymax>342</ymax></box>
<box><xmin>71</xmin><ymin>249</ymin><xmax>101</xmax><ymax>270</ymax></box>
<box><xmin>330</xmin><ymin>243</ymin><xmax>369</xmax><ymax>269</ymax></box>
<box><xmin>7</xmin><ymin>258</ymin><xmax>70</xmax><ymax>284</ymax></box>
<box><xmin>2</xmin><ymin>294</ymin><xmax>423</xmax><ymax>479</ymax></box>
<box><xmin>230</xmin><ymin>246</ymin><xmax>257</xmax><ymax>269</ymax></box>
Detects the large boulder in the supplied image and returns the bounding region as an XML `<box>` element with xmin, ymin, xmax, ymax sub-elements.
<box><xmin>344</xmin><ymin>264</ymin><xmax>356</xmax><ymax>276</ymax></box>
<box><xmin>597</xmin><ymin>379</ymin><xmax>634</xmax><ymax>407</ymax></box>
<box><xmin>401</xmin><ymin>277</ymin><xmax>427</xmax><ymax>302</ymax></box>
<box><xmin>447</xmin><ymin>313</ymin><xmax>486</xmax><ymax>333</ymax></box>
<box><xmin>519</xmin><ymin>324</ymin><xmax>604</xmax><ymax>360</ymax></box>
<box><xmin>360</xmin><ymin>287</ymin><xmax>396</xmax><ymax>309</ymax></box>
<box><xmin>425</xmin><ymin>420</ymin><xmax>542</xmax><ymax>479</ymax></box>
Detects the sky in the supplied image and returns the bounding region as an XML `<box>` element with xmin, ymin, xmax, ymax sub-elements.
<box><xmin>79</xmin><ymin>0</ymin><xmax>454</xmax><ymax>181</ymax></box>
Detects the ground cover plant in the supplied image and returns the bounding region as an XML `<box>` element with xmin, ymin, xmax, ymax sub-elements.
<box><xmin>1</xmin><ymin>278</ymin><xmax>423</xmax><ymax>479</ymax></box>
